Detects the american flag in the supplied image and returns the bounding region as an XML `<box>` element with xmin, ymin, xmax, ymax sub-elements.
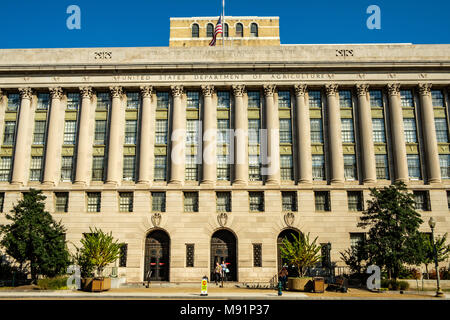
<box><xmin>209</xmin><ymin>16</ymin><xmax>223</xmax><ymax>46</ymax></box>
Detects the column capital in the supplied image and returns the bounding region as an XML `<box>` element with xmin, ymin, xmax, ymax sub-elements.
<box><xmin>386</xmin><ymin>83</ymin><xmax>401</xmax><ymax>96</ymax></box>
<box><xmin>0</xmin><ymin>89</ymin><xmax>3</xmax><ymax>98</ymax></box>
<box><xmin>263</xmin><ymin>84</ymin><xmax>276</xmax><ymax>97</ymax></box>
<box><xmin>49</xmin><ymin>87</ymin><xmax>63</xmax><ymax>99</ymax></box>
<box><xmin>325</xmin><ymin>83</ymin><xmax>338</xmax><ymax>96</ymax></box>
<box><xmin>232</xmin><ymin>84</ymin><xmax>246</xmax><ymax>97</ymax></box>
<box><xmin>140</xmin><ymin>85</ymin><xmax>154</xmax><ymax>99</ymax></box>
<box><xmin>79</xmin><ymin>86</ymin><xmax>93</xmax><ymax>99</ymax></box>
<box><xmin>109</xmin><ymin>86</ymin><xmax>123</xmax><ymax>98</ymax></box>
<box><xmin>294</xmin><ymin>84</ymin><xmax>307</xmax><ymax>97</ymax></box>
<box><xmin>418</xmin><ymin>83</ymin><xmax>432</xmax><ymax>96</ymax></box>
<box><xmin>18</xmin><ymin>87</ymin><xmax>33</xmax><ymax>100</ymax></box>
<box><xmin>171</xmin><ymin>85</ymin><xmax>184</xmax><ymax>97</ymax></box>
<box><xmin>355</xmin><ymin>83</ymin><xmax>369</xmax><ymax>96</ymax></box>
<box><xmin>201</xmin><ymin>85</ymin><xmax>215</xmax><ymax>97</ymax></box>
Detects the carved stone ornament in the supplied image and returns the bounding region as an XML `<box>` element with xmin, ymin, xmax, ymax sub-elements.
<box><xmin>325</xmin><ymin>84</ymin><xmax>338</xmax><ymax>96</ymax></box>
<box><xmin>140</xmin><ymin>85</ymin><xmax>154</xmax><ymax>99</ymax></box>
<box><xmin>151</xmin><ymin>212</ymin><xmax>162</xmax><ymax>227</ymax></box>
<box><xmin>18</xmin><ymin>87</ymin><xmax>33</xmax><ymax>100</ymax></box>
<box><xmin>49</xmin><ymin>87</ymin><xmax>63</xmax><ymax>99</ymax></box>
<box><xmin>263</xmin><ymin>84</ymin><xmax>276</xmax><ymax>97</ymax></box>
<box><xmin>201</xmin><ymin>85</ymin><xmax>215</xmax><ymax>97</ymax></box>
<box><xmin>294</xmin><ymin>84</ymin><xmax>307</xmax><ymax>97</ymax></box>
<box><xmin>109</xmin><ymin>86</ymin><xmax>123</xmax><ymax>98</ymax></box>
<box><xmin>355</xmin><ymin>84</ymin><xmax>369</xmax><ymax>97</ymax></box>
<box><xmin>386</xmin><ymin>83</ymin><xmax>400</xmax><ymax>96</ymax></box>
<box><xmin>418</xmin><ymin>83</ymin><xmax>432</xmax><ymax>96</ymax></box>
<box><xmin>217</xmin><ymin>212</ymin><xmax>228</xmax><ymax>227</ymax></box>
<box><xmin>232</xmin><ymin>84</ymin><xmax>246</xmax><ymax>97</ymax></box>
<box><xmin>171</xmin><ymin>85</ymin><xmax>184</xmax><ymax>97</ymax></box>
<box><xmin>284</xmin><ymin>212</ymin><xmax>295</xmax><ymax>227</ymax></box>
<box><xmin>79</xmin><ymin>86</ymin><xmax>93</xmax><ymax>99</ymax></box>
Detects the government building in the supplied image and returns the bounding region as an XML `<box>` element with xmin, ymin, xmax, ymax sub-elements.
<box><xmin>0</xmin><ymin>16</ymin><xmax>449</xmax><ymax>283</ymax></box>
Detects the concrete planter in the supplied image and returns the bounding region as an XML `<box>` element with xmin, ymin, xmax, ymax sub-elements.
<box><xmin>288</xmin><ymin>277</ymin><xmax>313</xmax><ymax>292</ymax></box>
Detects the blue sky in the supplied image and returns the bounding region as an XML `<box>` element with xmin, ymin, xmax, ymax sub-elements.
<box><xmin>0</xmin><ymin>0</ymin><xmax>449</xmax><ymax>48</ymax></box>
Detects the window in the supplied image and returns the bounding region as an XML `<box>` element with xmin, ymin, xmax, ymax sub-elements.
<box><xmin>280</xmin><ymin>155</ymin><xmax>293</xmax><ymax>180</ymax></box>
<box><xmin>253</xmin><ymin>244</ymin><xmax>262</xmax><ymax>267</ymax></box>
<box><xmin>403</xmin><ymin>118</ymin><xmax>417</xmax><ymax>143</ymax></box>
<box><xmin>126</xmin><ymin>92</ymin><xmax>140</xmax><ymax>109</ymax></box>
<box><xmin>3</xmin><ymin>122</ymin><xmax>16</xmax><ymax>145</ymax></box>
<box><xmin>375</xmin><ymin>154</ymin><xmax>389</xmax><ymax>180</ymax></box>
<box><xmin>155</xmin><ymin>120</ymin><xmax>168</xmax><ymax>144</ymax></box>
<box><xmin>217</xmin><ymin>155</ymin><xmax>230</xmax><ymax>181</ymax></box>
<box><xmin>350</xmin><ymin>233</ymin><xmax>365</xmax><ymax>248</ymax></box>
<box><xmin>249</xmin><ymin>155</ymin><xmax>261</xmax><ymax>181</ymax></box>
<box><xmin>249</xmin><ymin>192</ymin><xmax>264</xmax><ymax>212</ymax></box>
<box><xmin>278</xmin><ymin>91</ymin><xmax>291</xmax><ymax>108</ymax></box>
<box><xmin>184</xmin><ymin>192</ymin><xmax>198</xmax><ymax>212</ymax></box>
<box><xmin>400</xmin><ymin>90</ymin><xmax>414</xmax><ymax>107</ymax></box>
<box><xmin>64</xmin><ymin>120</ymin><xmax>77</xmax><ymax>145</ymax></box>
<box><xmin>119</xmin><ymin>244</ymin><xmax>128</xmax><ymax>267</ymax></box>
<box><xmin>7</xmin><ymin>93</ymin><xmax>20</xmax><ymax>111</ymax></box>
<box><xmin>447</xmin><ymin>191</ymin><xmax>450</xmax><ymax>209</ymax></box>
<box><xmin>0</xmin><ymin>157</ymin><xmax>12</xmax><ymax>181</ymax></box>
<box><xmin>236</xmin><ymin>23</ymin><xmax>243</xmax><ymax>37</ymax></box>
<box><xmin>206</xmin><ymin>23</ymin><xmax>214</xmax><ymax>37</ymax></box>
<box><xmin>119</xmin><ymin>192</ymin><xmax>133</xmax><ymax>212</ymax></box>
<box><xmin>152</xmin><ymin>192</ymin><xmax>166</xmax><ymax>212</ymax></box>
<box><xmin>407</xmin><ymin>154</ymin><xmax>421</xmax><ymax>180</ymax></box>
<box><xmin>217</xmin><ymin>91</ymin><xmax>230</xmax><ymax>108</ymax></box>
<box><xmin>341</xmin><ymin>118</ymin><xmax>355</xmax><ymax>143</ymax></box>
<box><xmin>339</xmin><ymin>90</ymin><xmax>352</xmax><ymax>108</ymax></box>
<box><xmin>309</xmin><ymin>91</ymin><xmax>322</xmax><ymax>108</ymax></box>
<box><xmin>67</xmin><ymin>93</ymin><xmax>80</xmax><ymax>110</ymax></box>
<box><xmin>250</xmin><ymin>23</ymin><xmax>258</xmax><ymax>37</ymax></box>
<box><xmin>156</xmin><ymin>92</ymin><xmax>169</xmax><ymax>109</ymax></box>
<box><xmin>347</xmin><ymin>191</ymin><xmax>363</xmax><ymax>211</ymax></box>
<box><xmin>186</xmin><ymin>244</ymin><xmax>195</xmax><ymax>267</ymax></box>
<box><xmin>372</xmin><ymin>118</ymin><xmax>386</xmax><ymax>143</ymax></box>
<box><xmin>315</xmin><ymin>191</ymin><xmax>330</xmax><ymax>211</ymax></box>
<box><xmin>431</xmin><ymin>90</ymin><xmax>444</xmax><ymax>107</ymax></box>
<box><xmin>61</xmin><ymin>156</ymin><xmax>73</xmax><ymax>181</ymax></box>
<box><xmin>217</xmin><ymin>119</ymin><xmax>230</xmax><ymax>142</ymax></box>
<box><xmin>187</xmin><ymin>92</ymin><xmax>199</xmax><ymax>109</ymax></box>
<box><xmin>435</xmin><ymin>118</ymin><xmax>449</xmax><ymax>143</ymax></box>
<box><xmin>224</xmin><ymin>23</ymin><xmax>229</xmax><ymax>37</ymax></box>
<box><xmin>248</xmin><ymin>91</ymin><xmax>260</xmax><ymax>108</ymax></box>
<box><xmin>186</xmin><ymin>120</ymin><xmax>199</xmax><ymax>146</ymax></box>
<box><xmin>0</xmin><ymin>192</ymin><xmax>4</xmax><ymax>212</ymax></box>
<box><xmin>369</xmin><ymin>90</ymin><xmax>383</xmax><ymax>108</ymax></box>
<box><xmin>125</xmin><ymin>120</ymin><xmax>137</xmax><ymax>144</ymax></box>
<box><xmin>310</xmin><ymin>119</ymin><xmax>323</xmax><ymax>143</ymax></box>
<box><xmin>87</xmin><ymin>192</ymin><xmax>101</xmax><ymax>212</ymax></box>
<box><xmin>123</xmin><ymin>155</ymin><xmax>135</xmax><ymax>181</ymax></box>
<box><xmin>96</xmin><ymin>92</ymin><xmax>110</xmax><ymax>109</ymax></box>
<box><xmin>279</xmin><ymin>119</ymin><xmax>292</xmax><ymax>143</ymax></box>
<box><xmin>312</xmin><ymin>155</ymin><xmax>325</xmax><ymax>180</ymax></box>
<box><xmin>344</xmin><ymin>154</ymin><xmax>357</xmax><ymax>180</ymax></box>
<box><xmin>55</xmin><ymin>193</ymin><xmax>69</xmax><ymax>212</ymax></box>
<box><xmin>192</xmin><ymin>23</ymin><xmax>199</xmax><ymax>38</ymax></box>
<box><xmin>414</xmin><ymin>191</ymin><xmax>430</xmax><ymax>211</ymax></box>
<box><xmin>185</xmin><ymin>155</ymin><xmax>198</xmax><ymax>181</ymax></box>
<box><xmin>154</xmin><ymin>155</ymin><xmax>167</xmax><ymax>181</ymax></box>
<box><xmin>216</xmin><ymin>192</ymin><xmax>231</xmax><ymax>212</ymax></box>
<box><xmin>248</xmin><ymin>119</ymin><xmax>260</xmax><ymax>144</ymax></box>
<box><xmin>94</xmin><ymin>120</ymin><xmax>107</xmax><ymax>145</ymax></box>
<box><xmin>282</xmin><ymin>191</ymin><xmax>297</xmax><ymax>212</ymax></box>
<box><xmin>37</xmin><ymin>93</ymin><xmax>49</xmax><ymax>110</ymax></box>
<box><xmin>33</xmin><ymin>121</ymin><xmax>46</xmax><ymax>145</ymax></box>
<box><xmin>29</xmin><ymin>156</ymin><xmax>43</xmax><ymax>181</ymax></box>
<box><xmin>439</xmin><ymin>154</ymin><xmax>450</xmax><ymax>179</ymax></box>
<box><xmin>92</xmin><ymin>156</ymin><xmax>105</xmax><ymax>181</ymax></box>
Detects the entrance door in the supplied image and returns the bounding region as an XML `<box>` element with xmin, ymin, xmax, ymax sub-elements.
<box><xmin>277</xmin><ymin>229</ymin><xmax>300</xmax><ymax>277</ymax></box>
<box><xmin>144</xmin><ymin>230</ymin><xmax>170</xmax><ymax>281</ymax></box>
<box><xmin>210</xmin><ymin>229</ymin><xmax>237</xmax><ymax>281</ymax></box>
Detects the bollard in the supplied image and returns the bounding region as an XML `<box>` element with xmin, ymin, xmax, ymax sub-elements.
<box><xmin>278</xmin><ymin>280</ymin><xmax>282</xmax><ymax>296</ymax></box>
<box><xmin>201</xmin><ymin>276</ymin><xmax>208</xmax><ymax>296</ymax></box>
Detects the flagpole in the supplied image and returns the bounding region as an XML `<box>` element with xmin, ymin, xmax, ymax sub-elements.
<box><xmin>222</xmin><ymin>0</ymin><xmax>225</xmax><ymax>47</ymax></box>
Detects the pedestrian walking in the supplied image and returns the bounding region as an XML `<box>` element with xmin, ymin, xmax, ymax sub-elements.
<box><xmin>214</xmin><ymin>262</ymin><xmax>222</xmax><ymax>285</ymax></box>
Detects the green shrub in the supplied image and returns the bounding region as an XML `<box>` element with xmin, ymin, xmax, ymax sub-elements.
<box><xmin>37</xmin><ymin>276</ymin><xmax>69</xmax><ymax>290</ymax></box>
<box><xmin>380</xmin><ymin>279</ymin><xmax>409</xmax><ymax>291</ymax></box>
<box><xmin>398</xmin><ymin>281</ymin><xmax>409</xmax><ymax>291</ymax></box>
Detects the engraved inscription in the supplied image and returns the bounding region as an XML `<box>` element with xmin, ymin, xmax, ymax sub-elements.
<box><xmin>94</xmin><ymin>51</ymin><xmax>112</xmax><ymax>60</ymax></box>
<box><xmin>336</xmin><ymin>49</ymin><xmax>354</xmax><ymax>57</ymax></box>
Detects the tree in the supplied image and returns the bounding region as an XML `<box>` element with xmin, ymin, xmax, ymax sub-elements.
<box><xmin>279</xmin><ymin>232</ymin><xmax>322</xmax><ymax>277</ymax></box>
<box><xmin>340</xmin><ymin>242</ymin><xmax>367</xmax><ymax>276</ymax></box>
<box><xmin>357</xmin><ymin>181</ymin><xmax>423</xmax><ymax>281</ymax></box>
<box><xmin>418</xmin><ymin>232</ymin><xmax>450</xmax><ymax>279</ymax></box>
<box><xmin>0</xmin><ymin>189</ymin><xmax>70</xmax><ymax>283</ymax></box>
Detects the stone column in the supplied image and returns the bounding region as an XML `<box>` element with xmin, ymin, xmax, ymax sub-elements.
<box><xmin>264</xmin><ymin>84</ymin><xmax>280</xmax><ymax>184</ymax></box>
<box><xmin>11</xmin><ymin>87</ymin><xmax>33</xmax><ymax>185</ymax></box>
<box><xmin>232</xmin><ymin>84</ymin><xmax>248</xmax><ymax>185</ymax></box>
<box><xmin>294</xmin><ymin>84</ymin><xmax>312</xmax><ymax>184</ymax></box>
<box><xmin>43</xmin><ymin>87</ymin><xmax>64</xmax><ymax>185</ymax></box>
<box><xmin>74</xmin><ymin>87</ymin><xmax>93</xmax><ymax>184</ymax></box>
<box><xmin>387</xmin><ymin>83</ymin><xmax>409</xmax><ymax>182</ymax></box>
<box><xmin>356</xmin><ymin>84</ymin><xmax>377</xmax><ymax>183</ymax></box>
<box><xmin>325</xmin><ymin>84</ymin><xmax>344</xmax><ymax>184</ymax></box>
<box><xmin>419</xmin><ymin>83</ymin><xmax>441</xmax><ymax>184</ymax></box>
<box><xmin>138</xmin><ymin>86</ymin><xmax>154</xmax><ymax>184</ymax></box>
<box><xmin>201</xmin><ymin>85</ymin><xmax>216</xmax><ymax>184</ymax></box>
<box><xmin>106</xmin><ymin>86</ymin><xmax>124</xmax><ymax>185</ymax></box>
<box><xmin>169</xmin><ymin>85</ymin><xmax>185</xmax><ymax>185</ymax></box>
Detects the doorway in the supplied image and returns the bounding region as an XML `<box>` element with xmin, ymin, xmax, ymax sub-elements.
<box><xmin>144</xmin><ymin>229</ymin><xmax>170</xmax><ymax>281</ymax></box>
<box><xmin>210</xmin><ymin>229</ymin><xmax>237</xmax><ymax>281</ymax></box>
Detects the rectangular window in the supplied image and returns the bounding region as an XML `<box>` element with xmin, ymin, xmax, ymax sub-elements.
<box><xmin>185</xmin><ymin>155</ymin><xmax>198</xmax><ymax>181</ymax></box>
<box><xmin>312</xmin><ymin>155</ymin><xmax>325</xmax><ymax>180</ymax></box>
<box><xmin>248</xmin><ymin>119</ymin><xmax>260</xmax><ymax>144</ymax></box>
<box><xmin>249</xmin><ymin>155</ymin><xmax>261</xmax><ymax>181</ymax></box>
<box><xmin>372</xmin><ymin>118</ymin><xmax>386</xmax><ymax>143</ymax></box>
<box><xmin>94</xmin><ymin>120</ymin><xmax>107</xmax><ymax>145</ymax></box>
<box><xmin>350</xmin><ymin>233</ymin><xmax>365</xmax><ymax>248</ymax></box>
<box><xmin>119</xmin><ymin>192</ymin><xmax>133</xmax><ymax>212</ymax></box>
<box><xmin>403</xmin><ymin>118</ymin><xmax>418</xmax><ymax>143</ymax></box>
<box><xmin>187</xmin><ymin>92</ymin><xmax>199</xmax><ymax>109</ymax></box>
<box><xmin>92</xmin><ymin>156</ymin><xmax>105</xmax><ymax>181</ymax></box>
<box><xmin>348</xmin><ymin>191</ymin><xmax>363</xmax><ymax>211</ymax></box>
<box><xmin>97</xmin><ymin>93</ymin><xmax>110</xmax><ymax>110</ymax></box>
<box><xmin>434</xmin><ymin>118</ymin><xmax>449</xmax><ymax>143</ymax></box>
<box><xmin>3</xmin><ymin>121</ymin><xmax>16</xmax><ymax>145</ymax></box>
<box><xmin>7</xmin><ymin>93</ymin><xmax>20</xmax><ymax>111</ymax></box>
<box><xmin>0</xmin><ymin>192</ymin><xmax>4</xmax><ymax>212</ymax></box>
<box><xmin>248</xmin><ymin>92</ymin><xmax>261</xmax><ymax>108</ymax></box>
<box><xmin>0</xmin><ymin>157</ymin><xmax>12</xmax><ymax>181</ymax></box>
<box><xmin>280</xmin><ymin>155</ymin><xmax>293</xmax><ymax>180</ymax></box>
<box><xmin>152</xmin><ymin>192</ymin><xmax>166</xmax><ymax>212</ymax></box>
<box><xmin>64</xmin><ymin>120</ymin><xmax>77</xmax><ymax>145</ymax></box>
<box><xmin>154</xmin><ymin>155</ymin><xmax>167</xmax><ymax>181</ymax></box>
<box><xmin>217</xmin><ymin>119</ymin><xmax>230</xmax><ymax>144</ymax></box>
<box><xmin>432</xmin><ymin>90</ymin><xmax>444</xmax><ymax>107</ymax></box>
<box><xmin>126</xmin><ymin>92</ymin><xmax>140</xmax><ymax>109</ymax></box>
<box><xmin>279</xmin><ymin>119</ymin><xmax>292</xmax><ymax>144</ymax></box>
<box><xmin>216</xmin><ymin>192</ymin><xmax>231</xmax><ymax>212</ymax></box>
<box><xmin>55</xmin><ymin>192</ymin><xmax>69</xmax><ymax>212</ymax></box>
<box><xmin>375</xmin><ymin>154</ymin><xmax>389</xmax><ymax>180</ymax></box>
<box><xmin>155</xmin><ymin>120</ymin><xmax>168</xmax><ymax>144</ymax></box>
<box><xmin>67</xmin><ymin>93</ymin><xmax>80</xmax><ymax>110</ymax></box>
<box><xmin>315</xmin><ymin>191</ymin><xmax>330</xmax><ymax>211</ymax></box>
<box><xmin>119</xmin><ymin>243</ymin><xmax>128</xmax><ymax>267</ymax></box>
<box><xmin>29</xmin><ymin>156</ymin><xmax>43</xmax><ymax>181</ymax></box>
<box><xmin>184</xmin><ymin>192</ymin><xmax>199</xmax><ymax>212</ymax></box>
<box><xmin>339</xmin><ymin>90</ymin><xmax>352</xmax><ymax>108</ymax></box>
<box><xmin>156</xmin><ymin>92</ymin><xmax>169</xmax><ymax>109</ymax></box>
<box><xmin>186</xmin><ymin>120</ymin><xmax>199</xmax><ymax>146</ymax></box>
<box><xmin>278</xmin><ymin>91</ymin><xmax>291</xmax><ymax>108</ymax></box>
<box><xmin>87</xmin><ymin>192</ymin><xmax>101</xmax><ymax>212</ymax></box>
<box><xmin>37</xmin><ymin>93</ymin><xmax>50</xmax><ymax>110</ymax></box>
<box><xmin>407</xmin><ymin>154</ymin><xmax>421</xmax><ymax>180</ymax></box>
<box><xmin>33</xmin><ymin>120</ymin><xmax>46</xmax><ymax>145</ymax></box>
<box><xmin>369</xmin><ymin>90</ymin><xmax>383</xmax><ymax>108</ymax></box>
<box><xmin>253</xmin><ymin>244</ymin><xmax>262</xmax><ymax>267</ymax></box>
<box><xmin>414</xmin><ymin>191</ymin><xmax>430</xmax><ymax>211</ymax></box>
<box><xmin>344</xmin><ymin>154</ymin><xmax>357</xmax><ymax>180</ymax></box>
<box><xmin>282</xmin><ymin>191</ymin><xmax>297</xmax><ymax>212</ymax></box>
<box><xmin>124</xmin><ymin>120</ymin><xmax>137</xmax><ymax>144</ymax></box>
<box><xmin>400</xmin><ymin>90</ymin><xmax>414</xmax><ymax>107</ymax></box>
<box><xmin>310</xmin><ymin>119</ymin><xmax>323</xmax><ymax>143</ymax></box>
<box><xmin>217</xmin><ymin>91</ymin><xmax>230</xmax><ymax>109</ymax></box>
<box><xmin>61</xmin><ymin>156</ymin><xmax>73</xmax><ymax>181</ymax></box>
<box><xmin>186</xmin><ymin>244</ymin><xmax>194</xmax><ymax>268</ymax></box>
<box><xmin>249</xmin><ymin>192</ymin><xmax>264</xmax><ymax>212</ymax></box>
<box><xmin>123</xmin><ymin>155</ymin><xmax>136</xmax><ymax>181</ymax></box>
<box><xmin>217</xmin><ymin>155</ymin><xmax>230</xmax><ymax>181</ymax></box>
<box><xmin>341</xmin><ymin>118</ymin><xmax>355</xmax><ymax>143</ymax></box>
<box><xmin>439</xmin><ymin>154</ymin><xmax>450</xmax><ymax>179</ymax></box>
<box><xmin>309</xmin><ymin>91</ymin><xmax>322</xmax><ymax>108</ymax></box>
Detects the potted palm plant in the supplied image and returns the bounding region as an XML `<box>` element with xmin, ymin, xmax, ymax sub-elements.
<box><xmin>279</xmin><ymin>232</ymin><xmax>322</xmax><ymax>292</ymax></box>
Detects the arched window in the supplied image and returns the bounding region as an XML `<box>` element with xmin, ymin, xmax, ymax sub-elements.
<box><xmin>192</xmin><ymin>24</ymin><xmax>199</xmax><ymax>38</ymax></box>
<box><xmin>206</xmin><ymin>23</ymin><xmax>214</xmax><ymax>37</ymax></box>
<box><xmin>236</xmin><ymin>23</ymin><xmax>243</xmax><ymax>37</ymax></box>
<box><xmin>224</xmin><ymin>23</ymin><xmax>229</xmax><ymax>38</ymax></box>
<box><xmin>250</xmin><ymin>23</ymin><xmax>258</xmax><ymax>37</ymax></box>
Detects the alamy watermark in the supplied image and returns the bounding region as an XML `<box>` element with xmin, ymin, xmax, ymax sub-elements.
<box><xmin>66</xmin><ymin>5</ymin><xmax>81</xmax><ymax>30</ymax></box>
<box><xmin>366</xmin><ymin>5</ymin><xmax>381</xmax><ymax>30</ymax></box>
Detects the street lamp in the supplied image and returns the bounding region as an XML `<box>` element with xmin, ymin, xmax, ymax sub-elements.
<box><xmin>428</xmin><ymin>217</ymin><xmax>444</xmax><ymax>297</ymax></box>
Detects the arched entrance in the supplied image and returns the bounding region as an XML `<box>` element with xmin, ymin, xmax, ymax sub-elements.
<box><xmin>144</xmin><ymin>229</ymin><xmax>170</xmax><ymax>281</ymax></box>
<box><xmin>277</xmin><ymin>228</ymin><xmax>301</xmax><ymax>277</ymax></box>
<box><xmin>210</xmin><ymin>229</ymin><xmax>237</xmax><ymax>281</ymax></box>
